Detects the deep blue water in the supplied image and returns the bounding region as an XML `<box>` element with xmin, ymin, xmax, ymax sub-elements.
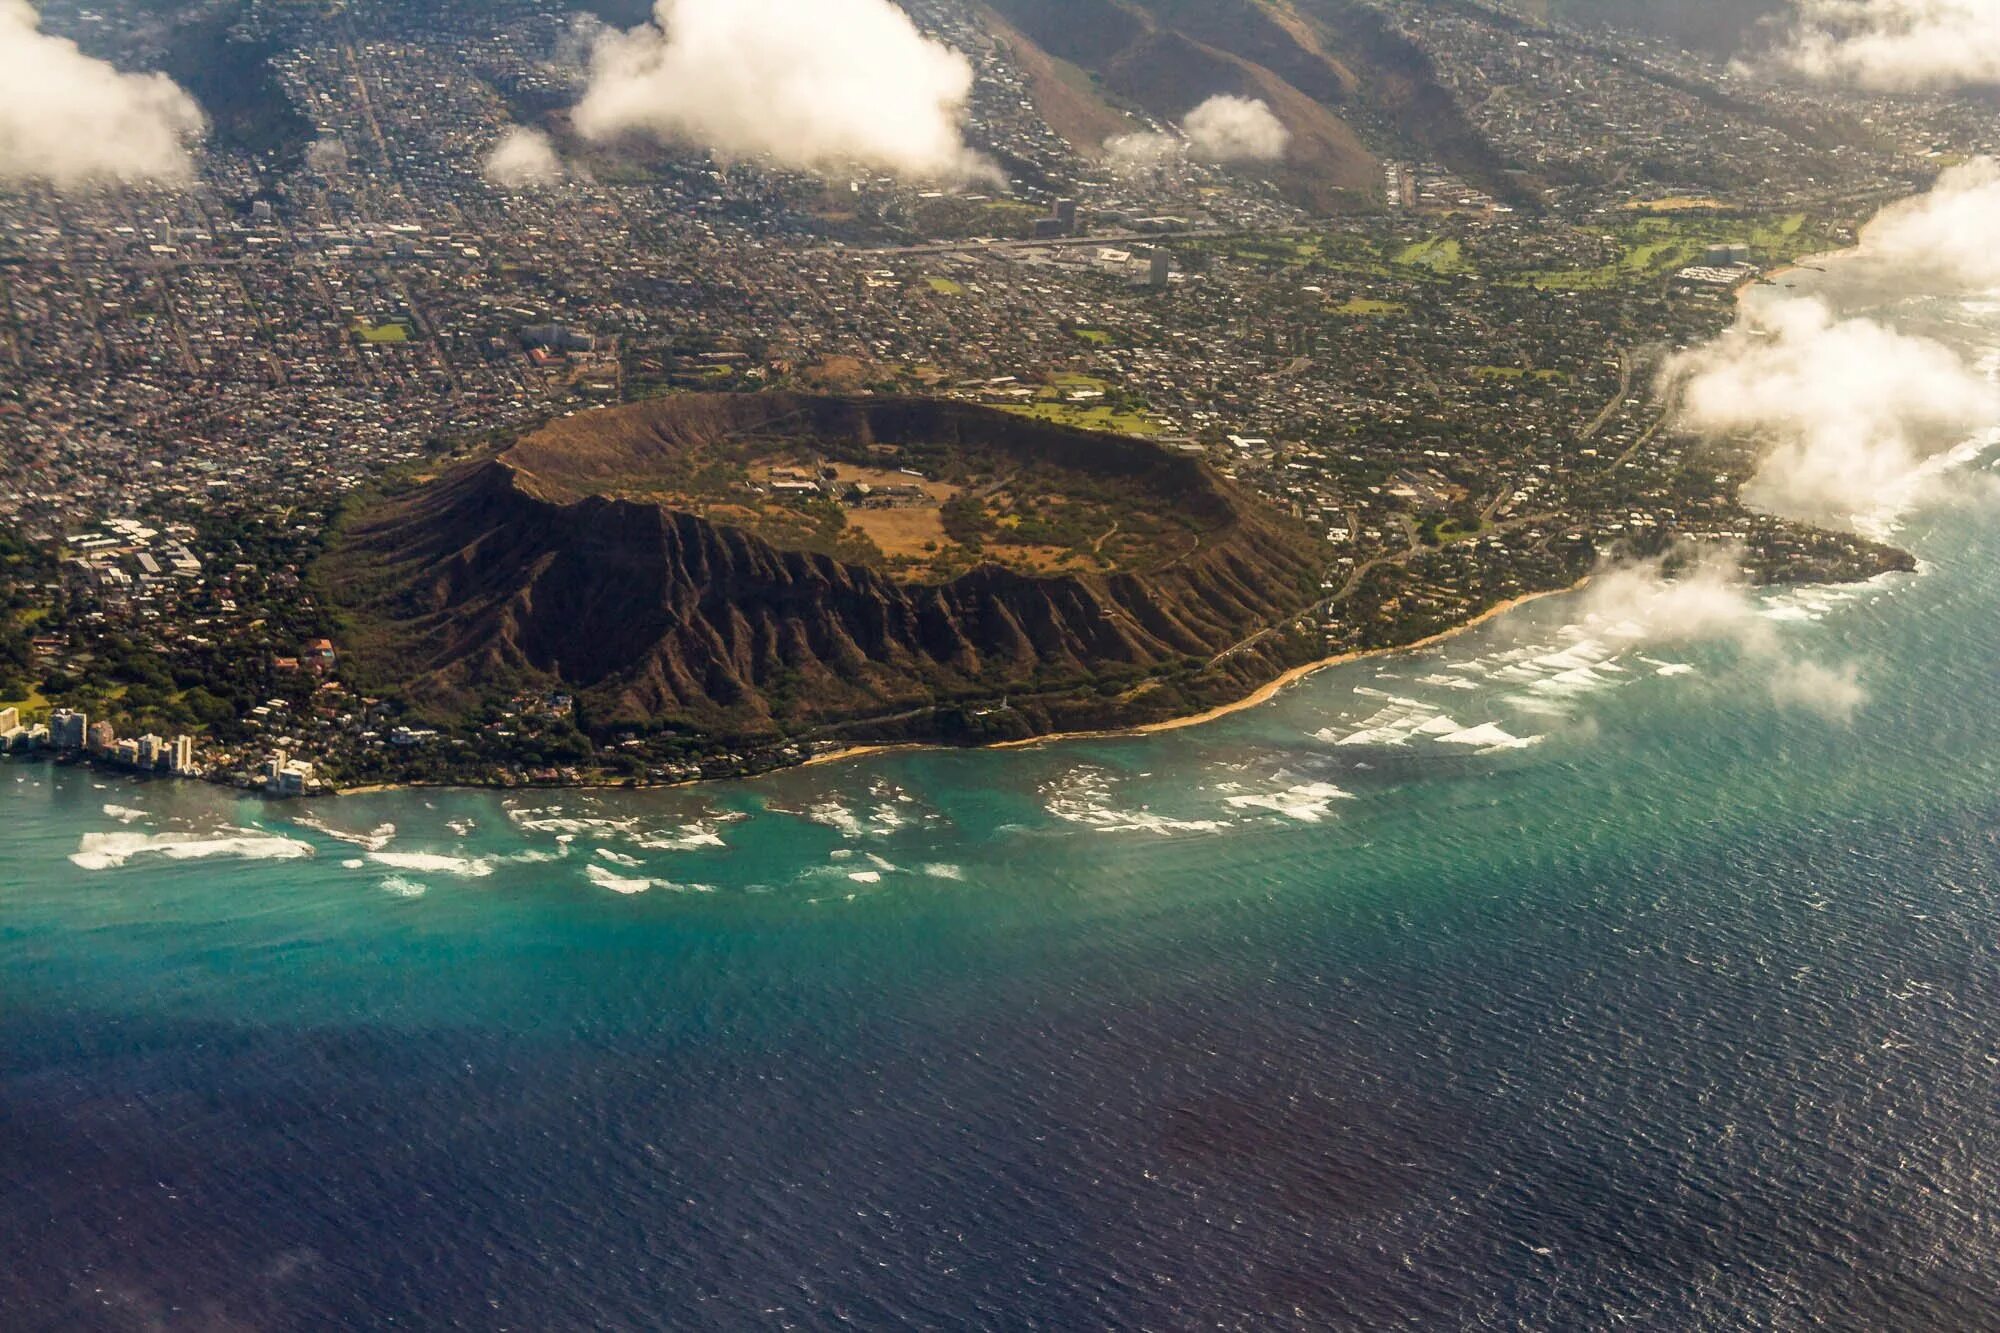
<box><xmin>5</xmin><ymin>284</ymin><xmax>2000</xmax><ymax>1329</ymax></box>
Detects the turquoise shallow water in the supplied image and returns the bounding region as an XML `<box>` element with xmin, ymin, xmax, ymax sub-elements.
<box><xmin>5</xmin><ymin>280</ymin><xmax>2000</xmax><ymax>1328</ymax></box>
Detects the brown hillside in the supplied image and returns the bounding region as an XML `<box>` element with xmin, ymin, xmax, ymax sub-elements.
<box><xmin>977</xmin><ymin>3</ymin><xmax>1139</xmax><ymax>156</ymax></box>
<box><xmin>985</xmin><ymin>0</ymin><xmax>1528</xmax><ymax>209</ymax></box>
<box><xmin>1100</xmin><ymin>30</ymin><xmax>1379</xmax><ymax>209</ymax></box>
<box><xmin>985</xmin><ymin>0</ymin><xmax>1377</xmax><ymax>209</ymax></box>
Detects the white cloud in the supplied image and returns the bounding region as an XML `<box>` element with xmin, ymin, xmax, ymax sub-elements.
<box><xmin>1775</xmin><ymin>0</ymin><xmax>2000</xmax><ymax>90</ymax></box>
<box><xmin>1580</xmin><ymin>544</ymin><xmax>1770</xmax><ymax>648</ymax></box>
<box><xmin>1766</xmin><ymin>657</ymin><xmax>1867</xmax><ymax>723</ymax></box>
<box><xmin>485</xmin><ymin>126</ymin><xmax>564</xmax><ymax>187</ymax></box>
<box><xmin>572</xmin><ymin>0</ymin><xmax>991</xmax><ymax>180</ymax></box>
<box><xmin>0</xmin><ymin>0</ymin><xmax>206</xmax><ymax>188</ymax></box>
<box><xmin>1662</xmin><ymin>296</ymin><xmax>1998</xmax><ymax>525</ymax></box>
<box><xmin>1859</xmin><ymin>157</ymin><xmax>2000</xmax><ymax>291</ymax></box>
<box><xmin>1183</xmin><ymin>95</ymin><xmax>1290</xmax><ymax>163</ymax></box>
<box><xmin>1103</xmin><ymin>96</ymin><xmax>1290</xmax><ymax>173</ymax></box>
<box><xmin>1580</xmin><ymin>546</ymin><xmax>1867</xmax><ymax>721</ymax></box>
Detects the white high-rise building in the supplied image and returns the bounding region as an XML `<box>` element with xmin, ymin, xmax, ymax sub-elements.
<box><xmin>48</xmin><ymin>709</ymin><xmax>87</xmax><ymax>751</ymax></box>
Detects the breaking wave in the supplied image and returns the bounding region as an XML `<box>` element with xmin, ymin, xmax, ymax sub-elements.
<box><xmin>71</xmin><ymin>830</ymin><xmax>315</xmax><ymax>871</ymax></box>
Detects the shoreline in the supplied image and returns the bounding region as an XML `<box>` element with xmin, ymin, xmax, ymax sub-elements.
<box><xmin>292</xmin><ymin>583</ymin><xmax>1595</xmax><ymax>798</ymax></box>
<box><xmin>988</xmin><ymin>583</ymin><xmax>1587</xmax><ymax>753</ymax></box>
<box><xmin>1741</xmin><ymin>247</ymin><xmax>1841</xmax><ymax>298</ymax></box>
<box><xmin>19</xmin><ymin>558</ymin><xmax>1913</xmax><ymax>806</ymax></box>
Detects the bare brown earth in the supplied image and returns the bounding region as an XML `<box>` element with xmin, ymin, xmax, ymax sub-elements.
<box><xmin>846</xmin><ymin>506</ymin><xmax>952</xmax><ymax>560</ymax></box>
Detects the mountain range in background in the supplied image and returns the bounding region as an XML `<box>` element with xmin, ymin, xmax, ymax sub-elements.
<box><xmin>983</xmin><ymin>0</ymin><xmax>1527</xmax><ymax>209</ymax></box>
<box><xmin>140</xmin><ymin>0</ymin><xmax>1846</xmax><ymax>216</ymax></box>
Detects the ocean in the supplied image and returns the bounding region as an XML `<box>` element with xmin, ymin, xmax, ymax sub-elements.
<box><xmin>4</xmin><ymin>268</ymin><xmax>1998</xmax><ymax>1329</ymax></box>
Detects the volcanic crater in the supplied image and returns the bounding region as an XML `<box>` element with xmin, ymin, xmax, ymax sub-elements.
<box><xmin>318</xmin><ymin>393</ymin><xmax>1327</xmax><ymax>745</ymax></box>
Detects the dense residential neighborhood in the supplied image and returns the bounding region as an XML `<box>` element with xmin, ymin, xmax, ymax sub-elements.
<box><xmin>0</xmin><ymin>0</ymin><xmax>1981</xmax><ymax>789</ymax></box>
